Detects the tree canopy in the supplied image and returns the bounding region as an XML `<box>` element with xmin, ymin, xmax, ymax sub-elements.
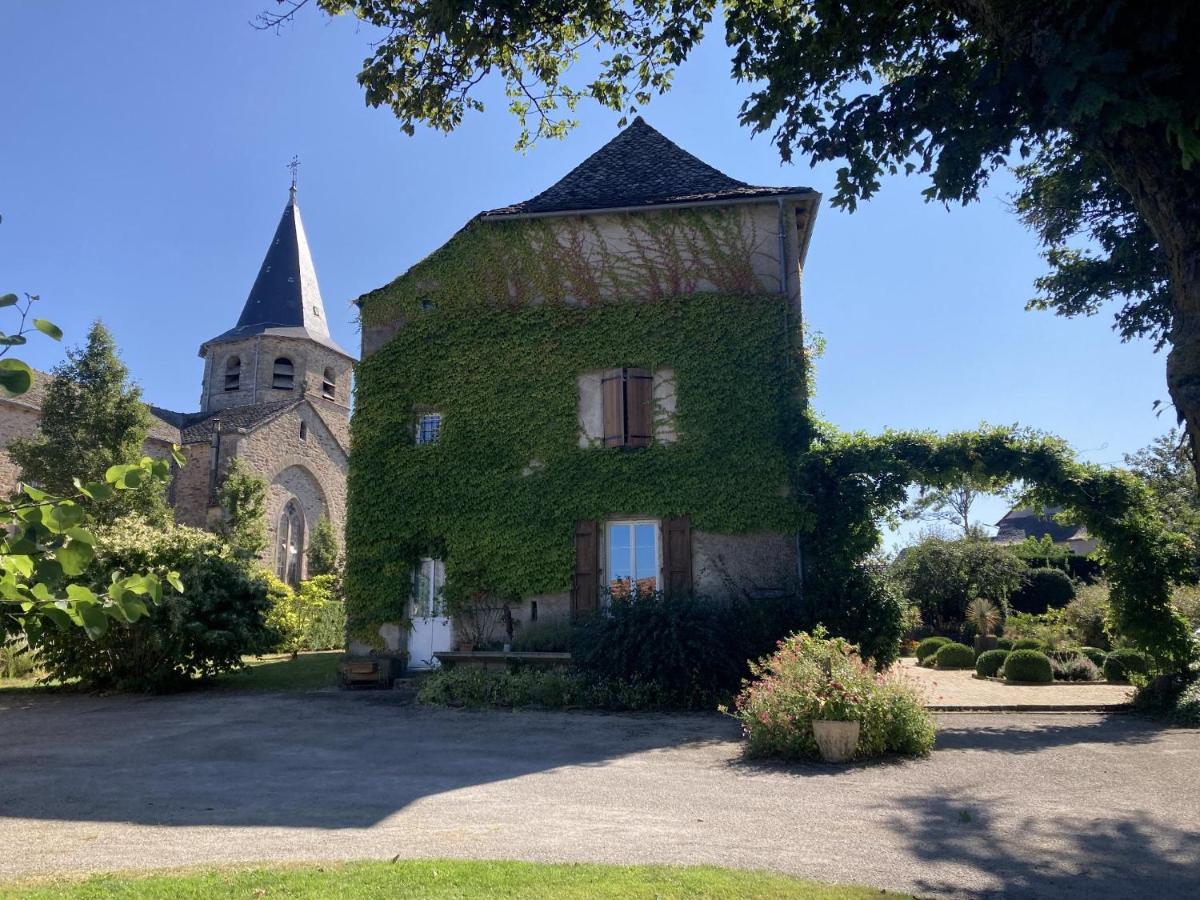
<box><xmin>273</xmin><ymin>0</ymin><xmax>1200</xmax><ymax>471</ymax></box>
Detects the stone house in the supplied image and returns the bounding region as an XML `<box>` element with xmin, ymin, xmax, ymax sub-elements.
<box><xmin>0</xmin><ymin>187</ymin><xmax>353</xmax><ymax>585</ymax></box>
<box><xmin>347</xmin><ymin>118</ymin><xmax>820</xmax><ymax>667</ymax></box>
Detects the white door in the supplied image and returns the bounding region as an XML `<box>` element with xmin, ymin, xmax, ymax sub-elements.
<box><xmin>407</xmin><ymin>559</ymin><xmax>452</xmax><ymax>669</ymax></box>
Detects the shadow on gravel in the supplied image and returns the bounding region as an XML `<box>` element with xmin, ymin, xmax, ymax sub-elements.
<box><xmin>0</xmin><ymin>692</ymin><xmax>737</xmax><ymax>830</ymax></box>
<box><xmin>887</xmin><ymin>794</ymin><xmax>1200</xmax><ymax>899</ymax></box>
<box><xmin>933</xmin><ymin>714</ymin><xmax>1165</xmax><ymax>754</ymax></box>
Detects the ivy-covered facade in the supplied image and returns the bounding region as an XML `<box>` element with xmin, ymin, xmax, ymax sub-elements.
<box><xmin>346</xmin><ymin>118</ymin><xmax>820</xmax><ymax>664</ymax></box>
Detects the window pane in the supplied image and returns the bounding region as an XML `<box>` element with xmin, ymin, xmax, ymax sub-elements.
<box><xmin>417</xmin><ymin>413</ymin><xmax>442</xmax><ymax>445</ymax></box>
<box><xmin>412</xmin><ymin>559</ymin><xmax>433</xmax><ymax>617</ymax></box>
<box><xmin>634</xmin><ymin>523</ymin><xmax>657</xmax><ymax>594</ymax></box>
<box><xmin>607</xmin><ymin>524</ymin><xmax>633</xmax><ymax>600</ymax></box>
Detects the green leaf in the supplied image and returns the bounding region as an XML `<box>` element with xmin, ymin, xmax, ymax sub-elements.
<box><xmin>22</xmin><ymin>484</ymin><xmax>52</xmax><ymax>502</ymax></box>
<box><xmin>58</xmin><ymin>540</ymin><xmax>94</xmax><ymax>576</ymax></box>
<box><xmin>32</xmin><ymin>318</ymin><xmax>63</xmax><ymax>340</ymax></box>
<box><xmin>65</xmin><ymin>526</ymin><xmax>96</xmax><ymax>545</ymax></box>
<box><xmin>66</xmin><ymin>584</ymin><xmax>97</xmax><ymax>604</ymax></box>
<box><xmin>0</xmin><ymin>294</ymin><xmax>18</xmax><ymax>308</ymax></box>
<box><xmin>118</xmin><ymin>594</ymin><xmax>150</xmax><ymax>622</ymax></box>
<box><xmin>43</xmin><ymin>502</ymin><xmax>84</xmax><ymax>533</ymax></box>
<box><xmin>78</xmin><ymin>481</ymin><xmax>114</xmax><ymax>501</ymax></box>
<box><xmin>166</xmin><ymin>571</ymin><xmax>184</xmax><ymax>593</ymax></box>
<box><xmin>171</xmin><ymin>445</ymin><xmax>186</xmax><ymax>467</ymax></box>
<box><xmin>0</xmin><ymin>359</ymin><xmax>34</xmax><ymax>395</ymax></box>
<box><xmin>0</xmin><ymin>554</ymin><xmax>34</xmax><ymax>577</ymax></box>
<box><xmin>77</xmin><ymin>602</ymin><xmax>109</xmax><ymax>640</ymax></box>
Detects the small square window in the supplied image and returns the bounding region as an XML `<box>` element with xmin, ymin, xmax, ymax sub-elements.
<box><xmin>416</xmin><ymin>413</ymin><xmax>442</xmax><ymax>445</ymax></box>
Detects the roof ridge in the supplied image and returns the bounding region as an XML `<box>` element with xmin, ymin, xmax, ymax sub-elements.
<box><xmin>480</xmin><ymin>117</ymin><xmax>813</xmax><ymax>219</ymax></box>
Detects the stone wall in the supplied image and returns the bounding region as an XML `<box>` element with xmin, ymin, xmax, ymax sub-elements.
<box><xmin>199</xmin><ymin>335</ymin><xmax>353</xmax><ymax>415</ymax></box>
<box><xmin>233</xmin><ymin>402</ymin><xmax>348</xmax><ymax>579</ymax></box>
<box><xmin>0</xmin><ymin>400</ymin><xmax>42</xmax><ymax>495</ymax></box>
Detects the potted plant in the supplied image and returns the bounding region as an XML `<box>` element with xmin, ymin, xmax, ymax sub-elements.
<box><xmin>810</xmin><ymin>679</ymin><xmax>862</xmax><ymax>763</ymax></box>
<box><xmin>967</xmin><ymin>598</ymin><xmax>1001</xmax><ymax>654</ymax></box>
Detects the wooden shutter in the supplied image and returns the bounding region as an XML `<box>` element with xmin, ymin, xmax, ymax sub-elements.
<box><xmin>571</xmin><ymin>519</ymin><xmax>601</xmax><ymax>618</ymax></box>
<box><xmin>661</xmin><ymin>516</ymin><xmax>693</xmax><ymax>597</ymax></box>
<box><xmin>601</xmin><ymin>369</ymin><xmax>626</xmax><ymax>447</ymax></box>
<box><xmin>625</xmin><ymin>368</ymin><xmax>653</xmax><ymax>448</ymax></box>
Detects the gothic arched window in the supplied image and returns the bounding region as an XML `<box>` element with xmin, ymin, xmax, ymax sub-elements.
<box><xmin>224</xmin><ymin>356</ymin><xmax>241</xmax><ymax>392</ymax></box>
<box><xmin>322</xmin><ymin>367</ymin><xmax>336</xmax><ymax>400</ymax></box>
<box><xmin>272</xmin><ymin>357</ymin><xmax>294</xmax><ymax>390</ymax></box>
<box><xmin>275</xmin><ymin>499</ymin><xmax>305</xmax><ymax>586</ymax></box>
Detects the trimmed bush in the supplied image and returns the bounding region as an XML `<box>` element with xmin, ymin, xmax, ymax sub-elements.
<box><xmin>975</xmin><ymin>649</ymin><xmax>1009</xmax><ymax>678</ymax></box>
<box><xmin>934</xmin><ymin>642</ymin><xmax>976</xmax><ymax>669</ymax></box>
<box><xmin>418</xmin><ymin>668</ymin><xmax>588</xmax><ymax>709</ymax></box>
<box><xmin>1009</xmin><ymin>567</ymin><xmax>1076</xmax><ymax>614</ymax></box>
<box><xmin>265</xmin><ymin>573</ymin><xmax>345</xmax><ymax>654</ymax></box>
<box><xmin>996</xmin><ymin>637</ymin><xmax>1014</xmax><ymax>651</ymax></box>
<box><xmin>1079</xmin><ymin>646</ymin><xmax>1108</xmax><ymax>667</ymax></box>
<box><xmin>732</xmin><ymin>628</ymin><xmax>935</xmax><ymax>761</ymax></box>
<box><xmin>915</xmin><ymin>636</ymin><xmax>951</xmax><ymax>663</ymax></box>
<box><xmin>1003</xmin><ymin>649</ymin><xmax>1053</xmax><ymax>683</ymax></box>
<box><xmin>1104</xmin><ymin>649</ymin><xmax>1151</xmax><ymax>683</ymax></box>
<box><xmin>1011</xmin><ymin>638</ymin><xmax>1043</xmax><ymax>651</ymax></box>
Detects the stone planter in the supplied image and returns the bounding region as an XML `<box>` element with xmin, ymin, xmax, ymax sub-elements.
<box><xmin>812</xmin><ymin>720</ymin><xmax>860</xmax><ymax>762</ymax></box>
<box><xmin>974</xmin><ymin>635</ymin><xmax>999</xmax><ymax>654</ymax></box>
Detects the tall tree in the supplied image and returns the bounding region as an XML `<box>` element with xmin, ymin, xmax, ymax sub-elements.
<box><xmin>902</xmin><ymin>479</ymin><xmax>1007</xmax><ymax>536</ymax></box>
<box><xmin>306</xmin><ymin>515</ymin><xmax>341</xmax><ymax>577</ymax></box>
<box><xmin>1124</xmin><ymin>429</ymin><xmax>1200</xmax><ymax>574</ymax></box>
<box><xmin>265</xmin><ymin>1</ymin><xmax>1200</xmax><ymax>472</ymax></box>
<box><xmin>215</xmin><ymin>458</ymin><xmax>268</xmax><ymax>562</ymax></box>
<box><xmin>9</xmin><ymin>321</ymin><xmax>166</xmax><ymax>523</ymax></box>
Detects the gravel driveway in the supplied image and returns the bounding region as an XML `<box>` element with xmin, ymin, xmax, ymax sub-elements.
<box><xmin>1</xmin><ymin>690</ymin><xmax>1197</xmax><ymax>898</ymax></box>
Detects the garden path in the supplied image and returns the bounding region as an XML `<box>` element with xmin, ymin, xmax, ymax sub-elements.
<box><xmin>896</xmin><ymin>658</ymin><xmax>1135</xmax><ymax>710</ymax></box>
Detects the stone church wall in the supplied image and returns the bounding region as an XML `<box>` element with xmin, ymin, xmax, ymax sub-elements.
<box><xmin>200</xmin><ymin>336</ymin><xmax>353</xmax><ymax>414</ymax></box>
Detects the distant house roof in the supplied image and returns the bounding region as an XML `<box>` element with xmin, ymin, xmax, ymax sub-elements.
<box><xmin>994</xmin><ymin>506</ymin><xmax>1097</xmax><ymax>554</ymax></box>
<box><xmin>201</xmin><ymin>189</ymin><xmax>353</xmax><ymax>360</ymax></box>
<box><xmin>479</xmin><ymin>117</ymin><xmax>814</xmax><ymax>219</ymax></box>
<box><xmin>4</xmin><ymin>370</ymin><xmax>182</xmax><ymax>444</ymax></box>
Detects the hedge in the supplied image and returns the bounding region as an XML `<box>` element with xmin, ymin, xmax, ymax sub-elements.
<box><xmin>975</xmin><ymin>649</ymin><xmax>1010</xmax><ymax>678</ymax></box>
<box><xmin>1003</xmin><ymin>649</ymin><xmax>1053</xmax><ymax>683</ymax></box>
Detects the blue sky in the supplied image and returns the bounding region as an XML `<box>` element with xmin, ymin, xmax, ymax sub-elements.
<box><xmin>1</xmin><ymin>3</ymin><xmax>1168</xmax><ymax>544</ymax></box>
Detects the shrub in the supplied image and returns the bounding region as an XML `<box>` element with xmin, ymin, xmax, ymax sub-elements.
<box><xmin>1171</xmin><ymin>583</ymin><xmax>1200</xmax><ymax>631</ymax></box>
<box><xmin>1050</xmin><ymin>653</ymin><xmax>1103</xmax><ymax>682</ymax></box>
<box><xmin>1</xmin><ymin>639</ymin><xmax>39</xmax><ymax>679</ymax></box>
<box><xmin>798</xmin><ymin>565</ymin><xmax>905</xmax><ymax>667</ymax></box>
<box><xmin>512</xmin><ymin>619</ymin><xmax>575</xmax><ymax>652</ymax></box>
<box><xmin>1011</xmin><ymin>638</ymin><xmax>1043</xmax><ymax>651</ymax></box>
<box><xmin>1003</xmin><ymin>649</ymin><xmax>1053</xmax><ymax>683</ymax></box>
<box><xmin>915</xmin><ymin>636</ymin><xmax>951</xmax><ymax>663</ymax></box>
<box><xmin>1173</xmin><ymin>677</ymin><xmax>1200</xmax><ymax>725</ymax></box>
<box><xmin>570</xmin><ymin>594</ymin><xmax>741</xmax><ymax>709</ymax></box>
<box><xmin>265</xmin><ymin>574</ymin><xmax>345</xmax><ymax>654</ymax></box>
<box><xmin>996</xmin><ymin>637</ymin><xmax>1014</xmax><ymax>651</ymax></box>
<box><xmin>1104</xmin><ymin>649</ymin><xmax>1152</xmax><ymax>683</ymax></box>
<box><xmin>1064</xmin><ymin>583</ymin><xmax>1112</xmax><ymax>649</ymax></box>
<box><xmin>975</xmin><ymin>649</ymin><xmax>1009</xmax><ymax>678</ymax></box>
<box><xmin>33</xmin><ymin>519</ymin><xmax>275</xmax><ymax>691</ymax></box>
<box><xmin>934</xmin><ymin>642</ymin><xmax>976</xmax><ymax>669</ymax></box>
<box><xmin>730</xmin><ymin>628</ymin><xmax>935</xmax><ymax>761</ymax></box>
<box><xmin>418</xmin><ymin>667</ymin><xmax>588</xmax><ymax>709</ymax></box>
<box><xmin>1009</xmin><ymin>567</ymin><xmax>1076</xmax><ymax>615</ymax></box>
<box><xmin>1079</xmin><ymin>646</ymin><xmax>1108</xmax><ymax>667</ymax></box>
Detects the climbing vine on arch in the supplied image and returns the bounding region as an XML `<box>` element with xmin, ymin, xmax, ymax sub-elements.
<box><xmin>797</xmin><ymin>424</ymin><xmax>1196</xmax><ymax>671</ymax></box>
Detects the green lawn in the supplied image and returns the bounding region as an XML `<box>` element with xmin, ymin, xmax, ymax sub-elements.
<box><xmin>211</xmin><ymin>650</ymin><xmax>342</xmax><ymax>692</ymax></box>
<box><xmin>0</xmin><ymin>651</ymin><xmax>342</xmax><ymax>696</ymax></box>
<box><xmin>0</xmin><ymin>860</ymin><xmax>908</xmax><ymax>899</ymax></box>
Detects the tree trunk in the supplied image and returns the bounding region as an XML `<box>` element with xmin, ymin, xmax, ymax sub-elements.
<box><xmin>1097</xmin><ymin>126</ymin><xmax>1200</xmax><ymax>479</ymax></box>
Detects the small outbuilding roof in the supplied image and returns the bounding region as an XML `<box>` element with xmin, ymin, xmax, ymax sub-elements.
<box><xmin>480</xmin><ymin>117</ymin><xmax>814</xmax><ymax>219</ymax></box>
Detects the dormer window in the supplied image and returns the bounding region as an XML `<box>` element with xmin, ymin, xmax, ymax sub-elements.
<box><xmin>322</xmin><ymin>367</ymin><xmax>336</xmax><ymax>400</ymax></box>
<box><xmin>272</xmin><ymin>357</ymin><xmax>294</xmax><ymax>390</ymax></box>
<box><xmin>224</xmin><ymin>356</ymin><xmax>241</xmax><ymax>392</ymax></box>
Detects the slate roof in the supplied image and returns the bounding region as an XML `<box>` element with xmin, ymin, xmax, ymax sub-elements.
<box><xmin>202</xmin><ymin>189</ymin><xmax>353</xmax><ymax>359</ymax></box>
<box><xmin>480</xmin><ymin>117</ymin><xmax>814</xmax><ymax>219</ymax></box>
<box><xmin>994</xmin><ymin>506</ymin><xmax>1092</xmax><ymax>547</ymax></box>
<box><xmin>150</xmin><ymin>399</ymin><xmax>302</xmax><ymax>444</ymax></box>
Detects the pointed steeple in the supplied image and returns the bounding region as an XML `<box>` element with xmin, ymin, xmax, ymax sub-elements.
<box><xmin>203</xmin><ymin>189</ymin><xmax>352</xmax><ymax>359</ymax></box>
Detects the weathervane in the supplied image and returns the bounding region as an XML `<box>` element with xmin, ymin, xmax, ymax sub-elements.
<box><xmin>287</xmin><ymin>155</ymin><xmax>300</xmax><ymax>195</ymax></box>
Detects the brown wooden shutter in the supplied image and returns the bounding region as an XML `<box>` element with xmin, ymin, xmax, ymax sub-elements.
<box><xmin>571</xmin><ymin>519</ymin><xmax>601</xmax><ymax>618</ymax></box>
<box><xmin>601</xmin><ymin>369</ymin><xmax>626</xmax><ymax>448</ymax></box>
<box><xmin>661</xmin><ymin>516</ymin><xmax>693</xmax><ymax>597</ymax></box>
<box><xmin>625</xmin><ymin>368</ymin><xmax>653</xmax><ymax>448</ymax></box>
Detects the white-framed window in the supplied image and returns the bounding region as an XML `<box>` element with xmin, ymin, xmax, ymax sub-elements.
<box><xmin>416</xmin><ymin>412</ymin><xmax>442</xmax><ymax>445</ymax></box>
<box><xmin>411</xmin><ymin>558</ymin><xmax>446</xmax><ymax>619</ymax></box>
<box><xmin>606</xmin><ymin>520</ymin><xmax>659</xmax><ymax>600</ymax></box>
